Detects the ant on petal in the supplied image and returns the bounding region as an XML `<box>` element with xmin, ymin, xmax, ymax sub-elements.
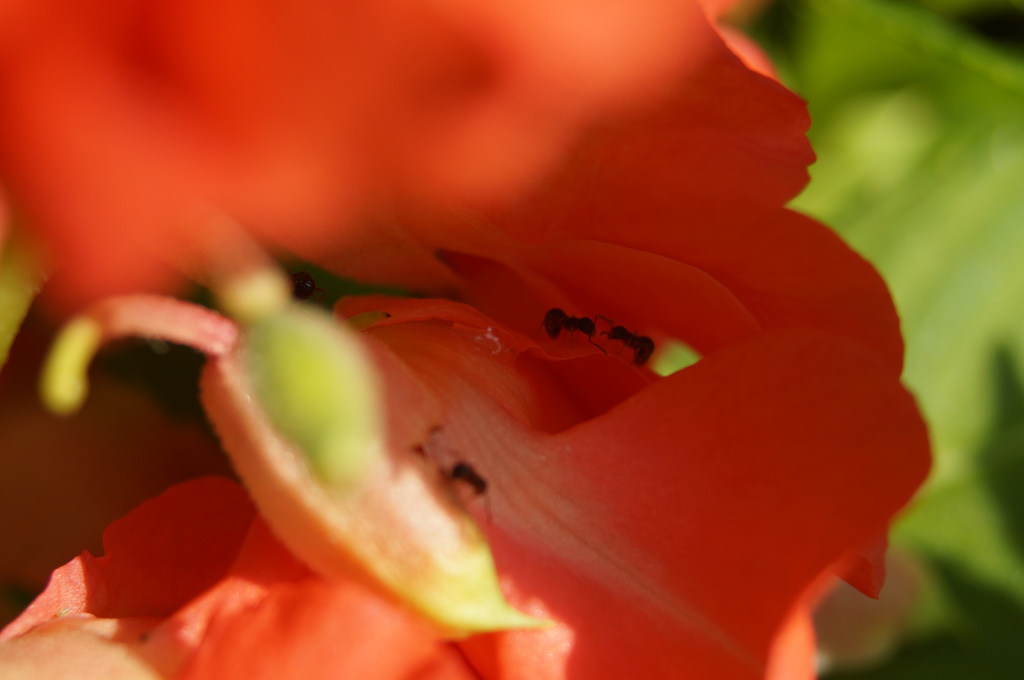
<box><xmin>448</xmin><ymin>461</ymin><xmax>491</xmax><ymax>523</ymax></box>
<box><xmin>450</xmin><ymin>461</ymin><xmax>487</xmax><ymax>495</ymax></box>
<box><xmin>603</xmin><ymin>325</ymin><xmax>656</xmax><ymax>366</ymax></box>
<box><xmin>417</xmin><ymin>427</ymin><xmax>492</xmax><ymax>523</ymax></box>
<box><xmin>541</xmin><ymin>308</ymin><xmax>606</xmax><ymax>353</ymax></box>
<box><xmin>289</xmin><ymin>271</ymin><xmax>326</xmax><ymax>302</ymax></box>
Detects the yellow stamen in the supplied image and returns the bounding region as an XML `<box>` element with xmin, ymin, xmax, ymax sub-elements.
<box><xmin>39</xmin><ymin>317</ymin><xmax>103</xmax><ymax>415</ymax></box>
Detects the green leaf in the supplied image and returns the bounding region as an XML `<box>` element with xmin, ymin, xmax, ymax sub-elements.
<box><xmin>759</xmin><ymin>0</ymin><xmax>1024</xmax><ymax>674</ymax></box>
<box><xmin>786</xmin><ymin>0</ymin><xmax>1024</xmax><ymax>481</ymax></box>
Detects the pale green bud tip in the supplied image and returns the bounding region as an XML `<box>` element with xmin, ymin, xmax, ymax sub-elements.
<box><xmin>39</xmin><ymin>318</ymin><xmax>103</xmax><ymax>415</ymax></box>
<box><xmin>437</xmin><ymin>568</ymin><xmax>553</xmax><ymax>636</ymax></box>
<box><xmin>217</xmin><ymin>269</ymin><xmax>291</xmax><ymax>323</ymax></box>
<box><xmin>243</xmin><ymin>307</ymin><xmax>381</xmax><ymax>486</ymax></box>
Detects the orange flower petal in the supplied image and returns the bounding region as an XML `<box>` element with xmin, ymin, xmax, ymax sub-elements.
<box><xmin>178</xmin><ymin>579</ymin><xmax>477</xmax><ymax>680</ymax></box>
<box><xmin>1</xmin><ymin>476</ymin><xmax>255</xmax><ymax>638</ymax></box>
<box><xmin>1</xmin><ymin>0</ymin><xmax>719</xmax><ymax>307</ymax></box>
<box><xmin>432</xmin><ymin>210</ymin><xmax>903</xmax><ymax>379</ymax></box>
<box><xmin>332</xmin><ymin>300</ymin><xmax>927</xmax><ymax>675</ymax></box>
<box><xmin>0</xmin><ymin>615</ymin><xmax>165</xmax><ymax>680</ymax></box>
<box><xmin>461</xmin><ymin>328</ymin><xmax>928</xmax><ymax>677</ymax></box>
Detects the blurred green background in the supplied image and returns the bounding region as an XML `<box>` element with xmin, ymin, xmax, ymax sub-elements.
<box><xmin>754</xmin><ymin>0</ymin><xmax>1024</xmax><ymax>676</ymax></box>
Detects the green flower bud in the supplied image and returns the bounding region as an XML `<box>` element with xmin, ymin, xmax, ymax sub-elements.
<box><xmin>220</xmin><ymin>305</ymin><xmax>548</xmax><ymax>636</ymax></box>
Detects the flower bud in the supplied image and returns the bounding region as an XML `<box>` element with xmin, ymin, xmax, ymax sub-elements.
<box><xmin>207</xmin><ymin>305</ymin><xmax>547</xmax><ymax>636</ymax></box>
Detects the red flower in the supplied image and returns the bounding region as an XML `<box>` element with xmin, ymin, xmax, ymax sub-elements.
<box><xmin>0</xmin><ymin>3</ymin><xmax>930</xmax><ymax>678</ymax></box>
<box><xmin>0</xmin><ymin>0</ymin><xmax>715</xmax><ymax>308</ymax></box>
<box><xmin>1</xmin><ymin>478</ymin><xmax>486</xmax><ymax>678</ymax></box>
<box><xmin>1</xmin><ymin>284</ymin><xmax>927</xmax><ymax>678</ymax></box>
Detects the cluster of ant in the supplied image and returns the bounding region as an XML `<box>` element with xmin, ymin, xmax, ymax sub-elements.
<box><xmin>290</xmin><ymin>275</ymin><xmax>653</xmax><ymax>366</ymax></box>
<box><xmin>438</xmin><ymin>310</ymin><xmax>655</xmax><ymax>515</ymax></box>
<box><xmin>542</xmin><ymin>308</ymin><xmax>655</xmax><ymax>366</ymax></box>
<box><xmin>290</xmin><ymin>272</ymin><xmax>649</xmax><ymax>514</ymax></box>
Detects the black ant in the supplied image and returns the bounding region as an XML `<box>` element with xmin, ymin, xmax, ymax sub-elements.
<box><xmin>448</xmin><ymin>461</ymin><xmax>491</xmax><ymax>523</ymax></box>
<box><xmin>541</xmin><ymin>308</ymin><xmax>606</xmax><ymax>353</ymax></box>
<box><xmin>603</xmin><ymin>325</ymin><xmax>656</xmax><ymax>366</ymax></box>
<box><xmin>289</xmin><ymin>271</ymin><xmax>326</xmax><ymax>302</ymax></box>
<box><xmin>449</xmin><ymin>461</ymin><xmax>487</xmax><ymax>495</ymax></box>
